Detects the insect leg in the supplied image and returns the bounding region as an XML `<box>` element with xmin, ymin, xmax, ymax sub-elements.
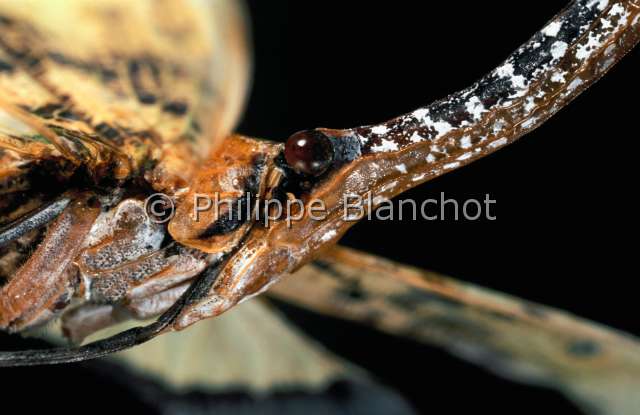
<box><xmin>61</xmin><ymin>283</ymin><xmax>191</xmax><ymax>344</ymax></box>
<box><xmin>60</xmin><ymin>304</ymin><xmax>124</xmax><ymax>344</ymax></box>
<box><xmin>173</xmin><ymin>227</ymin><xmax>288</xmax><ymax>330</ymax></box>
<box><xmin>64</xmin><ymin>245</ymin><xmax>211</xmax><ymax>342</ymax></box>
<box><xmin>0</xmin><ymin>195</ymin><xmax>99</xmax><ymax>331</ymax></box>
<box><xmin>84</xmin><ymin>245</ymin><xmax>209</xmax><ymax>306</ymax></box>
<box><xmin>0</xmin><ymin>196</ymin><xmax>70</xmax><ymax>247</ymax></box>
<box><xmin>0</xmin><ymin>263</ymin><xmax>221</xmax><ymax>366</ymax></box>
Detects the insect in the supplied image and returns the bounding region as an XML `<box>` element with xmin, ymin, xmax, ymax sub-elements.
<box><xmin>0</xmin><ymin>0</ymin><xmax>638</xmax><ymax>400</ymax></box>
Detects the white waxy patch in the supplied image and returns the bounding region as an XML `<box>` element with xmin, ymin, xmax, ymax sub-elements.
<box><xmin>395</xmin><ymin>164</ymin><xmax>408</xmax><ymax>174</ymax></box>
<box><xmin>577</xmin><ymin>5</ymin><xmax>628</xmax><ymax>61</ymax></box>
<box><xmin>567</xmin><ymin>78</ymin><xmax>584</xmax><ymax>93</ymax></box>
<box><xmin>550</xmin><ymin>41</ymin><xmax>569</xmax><ymax>60</ymax></box>
<box><xmin>587</xmin><ymin>0</ymin><xmax>609</xmax><ymax>11</ymax></box>
<box><xmin>542</xmin><ymin>21</ymin><xmax>563</xmax><ymax>37</ymax></box>
<box><xmin>494</xmin><ymin>62</ymin><xmax>528</xmax><ymax>95</ymax></box>
<box><xmin>319</xmin><ymin>229</ymin><xmax>337</xmax><ymax>243</ymax></box>
<box><xmin>371</xmin><ymin>125</ymin><xmax>390</xmax><ymax>135</ymax></box>
<box><xmin>457</xmin><ymin>152</ymin><xmax>472</xmax><ymax>161</ymax></box>
<box><xmin>496</xmin><ymin>62</ymin><xmax>515</xmax><ymax>78</ymax></box>
<box><xmin>425</xmin><ymin>116</ymin><xmax>454</xmax><ymax>137</ymax></box>
<box><xmin>550</xmin><ymin>70</ymin><xmax>567</xmax><ymax>83</ymax></box>
<box><xmin>380</xmin><ymin>180</ymin><xmax>398</xmax><ymax>193</ymax></box>
<box><xmin>81</xmin><ymin>199</ymin><xmax>165</xmax><ymax>271</ymax></box>
<box><xmin>521</xmin><ymin>116</ymin><xmax>538</xmax><ymax>129</ymax></box>
<box><xmin>409</xmin><ymin>131</ymin><xmax>424</xmax><ymax>144</ymax></box>
<box><xmin>85</xmin><ymin>211</ymin><xmax>115</xmax><ymax>246</ymax></box>
<box><xmin>576</xmin><ymin>35</ymin><xmax>603</xmax><ymax>60</ymax></box>
<box><xmin>370</xmin><ymin>139</ymin><xmax>399</xmax><ymax>153</ymax></box>
<box><xmin>524</xmin><ymin>96</ymin><xmax>536</xmax><ymax>112</ymax></box>
<box><xmin>426</xmin><ymin>153</ymin><xmax>436</xmax><ymax>163</ymax></box>
<box><xmin>511</xmin><ymin>74</ymin><xmax>527</xmax><ymax>90</ymax></box>
<box><xmin>412</xmin><ymin>173</ymin><xmax>426</xmax><ymax>182</ymax></box>
<box><xmin>443</xmin><ymin>162</ymin><xmax>460</xmax><ymax>170</ymax></box>
<box><xmin>493</xmin><ymin>119</ymin><xmax>506</xmax><ymax>134</ymax></box>
<box><xmin>459</xmin><ymin>135</ymin><xmax>472</xmax><ymax>149</ymax></box>
<box><xmin>610</xmin><ymin>3</ymin><xmax>627</xmax><ymax>18</ymax></box>
<box><xmin>356</xmin><ymin>133</ymin><xmax>369</xmax><ymax>146</ymax></box>
<box><xmin>489</xmin><ymin>137</ymin><xmax>509</xmax><ymax>149</ymax></box>
<box><xmin>412</xmin><ymin>108</ymin><xmax>429</xmax><ymax>120</ymax></box>
<box><xmin>465</xmin><ymin>96</ymin><xmax>486</xmax><ymax>120</ymax></box>
<box><xmin>609</xmin><ymin>3</ymin><xmax>629</xmax><ymax>28</ymax></box>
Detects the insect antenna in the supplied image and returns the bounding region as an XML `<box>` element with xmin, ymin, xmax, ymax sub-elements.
<box><xmin>0</xmin><ymin>197</ymin><xmax>70</xmax><ymax>248</ymax></box>
<box><xmin>0</xmin><ymin>262</ymin><xmax>221</xmax><ymax>366</ymax></box>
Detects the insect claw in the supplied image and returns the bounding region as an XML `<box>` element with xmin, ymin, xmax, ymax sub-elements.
<box><xmin>0</xmin><ymin>196</ymin><xmax>71</xmax><ymax>248</ymax></box>
<box><xmin>173</xmin><ymin>294</ymin><xmax>231</xmax><ymax>330</ymax></box>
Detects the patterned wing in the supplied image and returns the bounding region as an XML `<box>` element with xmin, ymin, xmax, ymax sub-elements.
<box><xmin>269</xmin><ymin>246</ymin><xmax>640</xmax><ymax>414</ymax></box>
<box><xmin>0</xmin><ymin>0</ymin><xmax>250</xmax><ymax>191</ymax></box>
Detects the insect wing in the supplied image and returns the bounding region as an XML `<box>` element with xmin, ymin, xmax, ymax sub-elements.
<box><xmin>0</xmin><ymin>0</ymin><xmax>251</xmax><ymax>186</ymax></box>
<box><xmin>269</xmin><ymin>246</ymin><xmax>640</xmax><ymax>414</ymax></box>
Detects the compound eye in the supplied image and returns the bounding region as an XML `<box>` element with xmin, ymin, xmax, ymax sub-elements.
<box><xmin>284</xmin><ymin>130</ymin><xmax>334</xmax><ymax>176</ymax></box>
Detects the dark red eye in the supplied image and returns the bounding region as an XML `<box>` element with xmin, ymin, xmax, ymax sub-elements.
<box><xmin>284</xmin><ymin>130</ymin><xmax>334</xmax><ymax>176</ymax></box>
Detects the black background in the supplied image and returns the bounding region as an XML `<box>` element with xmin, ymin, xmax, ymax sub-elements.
<box><xmin>1</xmin><ymin>2</ymin><xmax>638</xmax><ymax>414</ymax></box>
<box><xmin>239</xmin><ymin>1</ymin><xmax>639</xmax><ymax>413</ymax></box>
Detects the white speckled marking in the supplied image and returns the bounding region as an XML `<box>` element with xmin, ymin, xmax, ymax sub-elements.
<box><xmin>493</xmin><ymin>119</ymin><xmax>506</xmax><ymax>134</ymax></box>
<box><xmin>465</xmin><ymin>96</ymin><xmax>486</xmax><ymax>120</ymax></box>
<box><xmin>457</xmin><ymin>152</ymin><xmax>473</xmax><ymax>161</ymax></box>
<box><xmin>460</xmin><ymin>136</ymin><xmax>472</xmax><ymax>149</ymax></box>
<box><xmin>567</xmin><ymin>78</ymin><xmax>584</xmax><ymax>93</ymax></box>
<box><xmin>524</xmin><ymin>96</ymin><xmax>536</xmax><ymax>112</ymax></box>
<box><xmin>412</xmin><ymin>173</ymin><xmax>426</xmax><ymax>182</ymax></box>
<box><xmin>425</xmin><ymin>115</ymin><xmax>455</xmax><ymax>137</ymax></box>
<box><xmin>380</xmin><ymin>180</ymin><xmax>398</xmax><ymax>193</ymax></box>
<box><xmin>542</xmin><ymin>21</ymin><xmax>563</xmax><ymax>37</ymax></box>
<box><xmin>550</xmin><ymin>70</ymin><xmax>567</xmax><ymax>83</ymax></box>
<box><xmin>409</xmin><ymin>132</ymin><xmax>424</xmax><ymax>144</ymax></box>
<box><xmin>550</xmin><ymin>41</ymin><xmax>569</xmax><ymax>60</ymax></box>
<box><xmin>489</xmin><ymin>137</ymin><xmax>509</xmax><ymax>149</ymax></box>
<box><xmin>319</xmin><ymin>229</ymin><xmax>337</xmax><ymax>243</ymax></box>
<box><xmin>370</xmin><ymin>140</ymin><xmax>399</xmax><ymax>153</ymax></box>
<box><xmin>521</xmin><ymin>116</ymin><xmax>538</xmax><ymax>129</ymax></box>
<box><xmin>587</xmin><ymin>0</ymin><xmax>609</xmax><ymax>11</ymax></box>
<box><xmin>371</xmin><ymin>125</ymin><xmax>390</xmax><ymax>135</ymax></box>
